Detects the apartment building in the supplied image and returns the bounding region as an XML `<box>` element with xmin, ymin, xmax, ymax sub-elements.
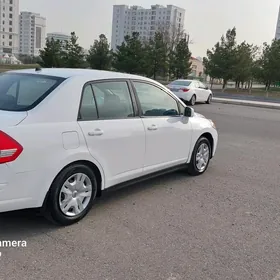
<box><xmin>276</xmin><ymin>6</ymin><xmax>280</xmax><ymax>40</ymax></box>
<box><xmin>190</xmin><ymin>57</ymin><xmax>204</xmax><ymax>78</ymax></box>
<box><xmin>0</xmin><ymin>0</ymin><xmax>19</xmax><ymax>55</ymax></box>
<box><xmin>19</xmin><ymin>11</ymin><xmax>46</xmax><ymax>56</ymax></box>
<box><xmin>111</xmin><ymin>4</ymin><xmax>185</xmax><ymax>50</ymax></box>
<box><xmin>46</xmin><ymin>32</ymin><xmax>71</xmax><ymax>44</ymax></box>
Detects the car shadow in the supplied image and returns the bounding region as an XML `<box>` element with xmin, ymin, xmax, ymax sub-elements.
<box><xmin>0</xmin><ymin>170</ymin><xmax>188</xmax><ymax>237</ymax></box>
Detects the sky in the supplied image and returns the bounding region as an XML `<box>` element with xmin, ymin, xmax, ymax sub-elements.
<box><xmin>20</xmin><ymin>0</ymin><xmax>280</xmax><ymax>57</ymax></box>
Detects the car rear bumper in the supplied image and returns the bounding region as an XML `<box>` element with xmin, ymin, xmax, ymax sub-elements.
<box><xmin>0</xmin><ymin>167</ymin><xmax>51</xmax><ymax>213</ymax></box>
<box><xmin>172</xmin><ymin>91</ymin><xmax>193</xmax><ymax>101</ymax></box>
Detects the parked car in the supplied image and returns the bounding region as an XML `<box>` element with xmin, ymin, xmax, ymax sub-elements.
<box><xmin>0</xmin><ymin>68</ymin><xmax>218</xmax><ymax>225</ymax></box>
<box><xmin>167</xmin><ymin>79</ymin><xmax>213</xmax><ymax>106</ymax></box>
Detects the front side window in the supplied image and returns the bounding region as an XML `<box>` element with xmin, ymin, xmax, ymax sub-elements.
<box><xmin>91</xmin><ymin>81</ymin><xmax>134</xmax><ymax>119</ymax></box>
<box><xmin>0</xmin><ymin>73</ymin><xmax>65</xmax><ymax>111</ymax></box>
<box><xmin>133</xmin><ymin>81</ymin><xmax>179</xmax><ymax>116</ymax></box>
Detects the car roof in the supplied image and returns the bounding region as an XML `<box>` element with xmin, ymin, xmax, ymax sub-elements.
<box><xmin>173</xmin><ymin>79</ymin><xmax>197</xmax><ymax>83</ymax></box>
<box><xmin>6</xmin><ymin>68</ymin><xmax>155</xmax><ymax>82</ymax></box>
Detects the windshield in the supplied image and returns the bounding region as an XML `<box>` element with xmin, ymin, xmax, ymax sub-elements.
<box><xmin>170</xmin><ymin>80</ymin><xmax>191</xmax><ymax>86</ymax></box>
<box><xmin>0</xmin><ymin>73</ymin><xmax>66</xmax><ymax>111</ymax></box>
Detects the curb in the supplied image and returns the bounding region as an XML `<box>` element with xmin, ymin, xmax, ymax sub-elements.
<box><xmin>212</xmin><ymin>98</ymin><xmax>280</xmax><ymax>110</ymax></box>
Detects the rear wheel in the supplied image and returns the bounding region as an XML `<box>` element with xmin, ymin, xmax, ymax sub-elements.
<box><xmin>187</xmin><ymin>137</ymin><xmax>211</xmax><ymax>176</ymax></box>
<box><xmin>206</xmin><ymin>94</ymin><xmax>212</xmax><ymax>104</ymax></box>
<box><xmin>189</xmin><ymin>95</ymin><xmax>196</xmax><ymax>106</ymax></box>
<box><xmin>44</xmin><ymin>164</ymin><xmax>97</xmax><ymax>226</ymax></box>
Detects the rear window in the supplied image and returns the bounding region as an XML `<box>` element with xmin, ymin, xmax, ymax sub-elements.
<box><xmin>0</xmin><ymin>73</ymin><xmax>65</xmax><ymax>111</ymax></box>
<box><xmin>170</xmin><ymin>80</ymin><xmax>191</xmax><ymax>86</ymax></box>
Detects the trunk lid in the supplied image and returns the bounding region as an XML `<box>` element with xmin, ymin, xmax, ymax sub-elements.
<box><xmin>167</xmin><ymin>85</ymin><xmax>190</xmax><ymax>92</ymax></box>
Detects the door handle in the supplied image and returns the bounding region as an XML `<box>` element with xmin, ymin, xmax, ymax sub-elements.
<box><xmin>88</xmin><ymin>129</ymin><xmax>103</xmax><ymax>136</ymax></box>
<box><xmin>147</xmin><ymin>124</ymin><xmax>158</xmax><ymax>131</ymax></box>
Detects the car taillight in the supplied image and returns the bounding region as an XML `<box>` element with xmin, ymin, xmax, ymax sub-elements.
<box><xmin>181</xmin><ymin>88</ymin><xmax>189</xmax><ymax>92</ymax></box>
<box><xmin>0</xmin><ymin>131</ymin><xmax>23</xmax><ymax>164</ymax></box>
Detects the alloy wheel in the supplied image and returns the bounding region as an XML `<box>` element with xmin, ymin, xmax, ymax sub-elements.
<box><xmin>195</xmin><ymin>143</ymin><xmax>210</xmax><ymax>172</ymax></box>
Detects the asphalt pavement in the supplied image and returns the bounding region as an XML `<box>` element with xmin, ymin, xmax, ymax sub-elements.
<box><xmin>1</xmin><ymin>103</ymin><xmax>280</xmax><ymax>280</ymax></box>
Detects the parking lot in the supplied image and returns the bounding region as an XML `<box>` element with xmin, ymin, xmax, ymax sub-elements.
<box><xmin>0</xmin><ymin>103</ymin><xmax>280</xmax><ymax>280</ymax></box>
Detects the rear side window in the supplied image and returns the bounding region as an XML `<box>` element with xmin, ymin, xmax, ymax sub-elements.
<box><xmin>0</xmin><ymin>73</ymin><xmax>65</xmax><ymax>111</ymax></box>
<box><xmin>92</xmin><ymin>81</ymin><xmax>134</xmax><ymax>119</ymax></box>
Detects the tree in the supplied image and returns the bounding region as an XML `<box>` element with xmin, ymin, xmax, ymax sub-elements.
<box><xmin>39</xmin><ymin>38</ymin><xmax>64</xmax><ymax>67</ymax></box>
<box><xmin>258</xmin><ymin>40</ymin><xmax>280</xmax><ymax>91</ymax></box>
<box><xmin>87</xmin><ymin>34</ymin><xmax>112</xmax><ymax>70</ymax></box>
<box><xmin>203</xmin><ymin>28</ymin><xmax>237</xmax><ymax>91</ymax></box>
<box><xmin>156</xmin><ymin>23</ymin><xmax>187</xmax><ymax>80</ymax></box>
<box><xmin>113</xmin><ymin>32</ymin><xmax>146</xmax><ymax>74</ymax></box>
<box><xmin>62</xmin><ymin>32</ymin><xmax>85</xmax><ymax>68</ymax></box>
<box><xmin>203</xmin><ymin>42</ymin><xmax>224</xmax><ymax>88</ymax></box>
<box><xmin>233</xmin><ymin>42</ymin><xmax>258</xmax><ymax>91</ymax></box>
<box><xmin>170</xmin><ymin>36</ymin><xmax>192</xmax><ymax>79</ymax></box>
<box><xmin>144</xmin><ymin>32</ymin><xmax>168</xmax><ymax>79</ymax></box>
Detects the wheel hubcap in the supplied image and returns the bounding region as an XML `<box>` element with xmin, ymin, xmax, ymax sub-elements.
<box><xmin>195</xmin><ymin>143</ymin><xmax>210</xmax><ymax>172</ymax></box>
<box><xmin>59</xmin><ymin>173</ymin><xmax>92</xmax><ymax>217</ymax></box>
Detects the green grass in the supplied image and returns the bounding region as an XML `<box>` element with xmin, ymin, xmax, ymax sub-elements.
<box><xmin>0</xmin><ymin>64</ymin><xmax>40</xmax><ymax>72</ymax></box>
<box><xmin>216</xmin><ymin>88</ymin><xmax>280</xmax><ymax>99</ymax></box>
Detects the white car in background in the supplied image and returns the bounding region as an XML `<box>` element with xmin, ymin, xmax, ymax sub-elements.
<box><xmin>167</xmin><ymin>79</ymin><xmax>213</xmax><ymax>106</ymax></box>
<box><xmin>0</xmin><ymin>68</ymin><xmax>218</xmax><ymax>226</ymax></box>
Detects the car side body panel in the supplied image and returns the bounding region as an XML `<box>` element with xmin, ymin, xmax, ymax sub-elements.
<box><xmin>0</xmin><ymin>69</ymin><xmax>218</xmax><ymax>214</ymax></box>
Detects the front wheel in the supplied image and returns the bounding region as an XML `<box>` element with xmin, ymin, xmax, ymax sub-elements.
<box><xmin>187</xmin><ymin>137</ymin><xmax>211</xmax><ymax>176</ymax></box>
<box><xmin>44</xmin><ymin>164</ymin><xmax>97</xmax><ymax>226</ymax></box>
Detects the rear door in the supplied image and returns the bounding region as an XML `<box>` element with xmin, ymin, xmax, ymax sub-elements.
<box><xmin>192</xmin><ymin>81</ymin><xmax>204</xmax><ymax>102</ymax></box>
<box><xmin>78</xmin><ymin>80</ymin><xmax>145</xmax><ymax>188</ymax></box>
<box><xmin>131</xmin><ymin>80</ymin><xmax>192</xmax><ymax>174</ymax></box>
<box><xmin>198</xmin><ymin>81</ymin><xmax>210</xmax><ymax>101</ymax></box>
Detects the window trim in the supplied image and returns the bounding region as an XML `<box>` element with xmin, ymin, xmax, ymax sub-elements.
<box><xmin>77</xmin><ymin>84</ymin><xmax>98</xmax><ymax>121</ymax></box>
<box><xmin>77</xmin><ymin>79</ymin><xmax>139</xmax><ymax>122</ymax></box>
<box><xmin>129</xmin><ymin>79</ymin><xmax>182</xmax><ymax>118</ymax></box>
<box><xmin>0</xmin><ymin>73</ymin><xmax>66</xmax><ymax>112</ymax></box>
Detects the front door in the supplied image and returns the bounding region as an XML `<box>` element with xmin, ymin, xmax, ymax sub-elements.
<box><xmin>78</xmin><ymin>81</ymin><xmax>145</xmax><ymax>187</ymax></box>
<box><xmin>132</xmin><ymin>81</ymin><xmax>192</xmax><ymax>174</ymax></box>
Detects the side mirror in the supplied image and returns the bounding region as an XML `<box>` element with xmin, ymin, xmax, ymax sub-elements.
<box><xmin>184</xmin><ymin>107</ymin><xmax>194</xmax><ymax>117</ymax></box>
<box><xmin>205</xmin><ymin>86</ymin><xmax>209</xmax><ymax>90</ymax></box>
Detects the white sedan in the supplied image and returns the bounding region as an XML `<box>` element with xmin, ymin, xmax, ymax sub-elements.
<box><xmin>167</xmin><ymin>79</ymin><xmax>213</xmax><ymax>106</ymax></box>
<box><xmin>0</xmin><ymin>68</ymin><xmax>218</xmax><ymax>225</ymax></box>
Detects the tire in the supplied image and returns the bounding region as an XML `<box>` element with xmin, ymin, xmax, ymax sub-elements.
<box><xmin>189</xmin><ymin>95</ymin><xmax>196</xmax><ymax>106</ymax></box>
<box><xmin>206</xmin><ymin>94</ymin><xmax>212</xmax><ymax>104</ymax></box>
<box><xmin>187</xmin><ymin>137</ymin><xmax>211</xmax><ymax>176</ymax></box>
<box><xmin>44</xmin><ymin>164</ymin><xmax>98</xmax><ymax>226</ymax></box>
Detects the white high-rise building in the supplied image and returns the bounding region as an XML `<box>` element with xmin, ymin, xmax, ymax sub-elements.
<box><xmin>0</xmin><ymin>0</ymin><xmax>19</xmax><ymax>55</ymax></box>
<box><xmin>19</xmin><ymin>12</ymin><xmax>46</xmax><ymax>56</ymax></box>
<box><xmin>276</xmin><ymin>6</ymin><xmax>280</xmax><ymax>40</ymax></box>
<box><xmin>111</xmin><ymin>4</ymin><xmax>185</xmax><ymax>50</ymax></box>
<box><xmin>46</xmin><ymin>32</ymin><xmax>71</xmax><ymax>44</ymax></box>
